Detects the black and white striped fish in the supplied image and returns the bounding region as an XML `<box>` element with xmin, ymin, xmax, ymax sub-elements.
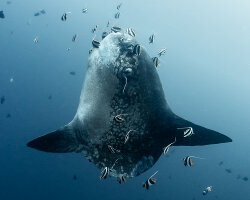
<box><xmin>99</xmin><ymin>167</ymin><xmax>109</xmax><ymax>179</ymax></box>
<box><xmin>163</xmin><ymin>137</ymin><xmax>176</xmax><ymax>155</ymax></box>
<box><xmin>158</xmin><ymin>48</ymin><xmax>167</xmax><ymax>56</ymax></box>
<box><xmin>117</xmin><ymin>175</ymin><xmax>126</xmax><ymax>184</ymax></box>
<box><xmin>91</xmin><ymin>25</ymin><xmax>98</xmax><ymax>33</ymax></box>
<box><xmin>111</xmin><ymin>25</ymin><xmax>121</xmax><ymax>33</ymax></box>
<box><xmin>152</xmin><ymin>57</ymin><xmax>160</xmax><ymax>68</ymax></box>
<box><xmin>203</xmin><ymin>186</ymin><xmax>212</xmax><ymax>195</ymax></box>
<box><xmin>92</xmin><ymin>39</ymin><xmax>100</xmax><ymax>48</ymax></box>
<box><xmin>126</xmin><ymin>28</ymin><xmax>136</xmax><ymax>37</ymax></box>
<box><xmin>72</xmin><ymin>34</ymin><xmax>77</xmax><ymax>42</ymax></box>
<box><xmin>33</xmin><ymin>36</ymin><xmax>39</xmax><ymax>43</ymax></box>
<box><xmin>124</xmin><ymin>130</ymin><xmax>136</xmax><ymax>144</ymax></box>
<box><xmin>61</xmin><ymin>12</ymin><xmax>71</xmax><ymax>21</ymax></box>
<box><xmin>133</xmin><ymin>44</ymin><xmax>141</xmax><ymax>56</ymax></box>
<box><xmin>115</xmin><ymin>12</ymin><xmax>120</xmax><ymax>19</ymax></box>
<box><xmin>108</xmin><ymin>145</ymin><xmax>120</xmax><ymax>153</ymax></box>
<box><xmin>114</xmin><ymin>114</ymin><xmax>128</xmax><ymax>123</ymax></box>
<box><xmin>117</xmin><ymin>3</ymin><xmax>122</xmax><ymax>10</ymax></box>
<box><xmin>142</xmin><ymin>171</ymin><xmax>158</xmax><ymax>190</ymax></box>
<box><xmin>183</xmin><ymin>156</ymin><xmax>204</xmax><ymax>167</ymax></box>
<box><xmin>102</xmin><ymin>30</ymin><xmax>109</xmax><ymax>39</ymax></box>
<box><xmin>82</xmin><ymin>8</ymin><xmax>88</xmax><ymax>13</ymax></box>
<box><xmin>177</xmin><ymin>127</ymin><xmax>194</xmax><ymax>137</ymax></box>
<box><xmin>149</xmin><ymin>34</ymin><xmax>155</xmax><ymax>44</ymax></box>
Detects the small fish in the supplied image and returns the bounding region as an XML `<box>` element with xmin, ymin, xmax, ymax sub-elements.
<box><xmin>40</xmin><ymin>9</ymin><xmax>46</xmax><ymax>15</ymax></box>
<box><xmin>67</xmin><ymin>48</ymin><xmax>71</xmax><ymax>51</ymax></box>
<box><xmin>218</xmin><ymin>161</ymin><xmax>224</xmax><ymax>166</ymax></box>
<box><xmin>92</xmin><ymin>39</ymin><xmax>101</xmax><ymax>48</ymax></box>
<box><xmin>82</xmin><ymin>8</ymin><xmax>88</xmax><ymax>13</ymax></box>
<box><xmin>117</xmin><ymin>175</ymin><xmax>126</xmax><ymax>184</ymax></box>
<box><xmin>124</xmin><ymin>130</ymin><xmax>136</xmax><ymax>144</ymax></box>
<box><xmin>126</xmin><ymin>28</ymin><xmax>136</xmax><ymax>37</ymax></box>
<box><xmin>91</xmin><ymin>25</ymin><xmax>98</xmax><ymax>33</ymax></box>
<box><xmin>0</xmin><ymin>11</ymin><xmax>5</xmax><ymax>19</ymax></box>
<box><xmin>6</xmin><ymin>1</ymin><xmax>12</xmax><ymax>5</ymax></box>
<box><xmin>163</xmin><ymin>137</ymin><xmax>176</xmax><ymax>155</ymax></box>
<box><xmin>177</xmin><ymin>127</ymin><xmax>195</xmax><ymax>138</ymax></box>
<box><xmin>72</xmin><ymin>34</ymin><xmax>77</xmax><ymax>42</ymax></box>
<box><xmin>34</xmin><ymin>12</ymin><xmax>40</xmax><ymax>17</ymax></box>
<box><xmin>203</xmin><ymin>186</ymin><xmax>212</xmax><ymax>195</ymax></box>
<box><xmin>69</xmin><ymin>71</ymin><xmax>76</xmax><ymax>75</ymax></box>
<box><xmin>111</xmin><ymin>25</ymin><xmax>121</xmax><ymax>33</ymax></box>
<box><xmin>1</xmin><ymin>96</ymin><xmax>5</xmax><ymax>104</ymax></box>
<box><xmin>73</xmin><ymin>175</ymin><xmax>77</xmax><ymax>180</ymax></box>
<box><xmin>225</xmin><ymin>168</ymin><xmax>232</xmax><ymax>173</ymax></box>
<box><xmin>33</xmin><ymin>36</ymin><xmax>39</xmax><ymax>43</ymax></box>
<box><xmin>152</xmin><ymin>57</ymin><xmax>160</xmax><ymax>68</ymax></box>
<box><xmin>114</xmin><ymin>114</ymin><xmax>128</xmax><ymax>123</ymax></box>
<box><xmin>114</xmin><ymin>12</ymin><xmax>120</xmax><ymax>19</ymax></box>
<box><xmin>117</xmin><ymin>3</ymin><xmax>122</xmax><ymax>10</ymax></box>
<box><xmin>106</xmin><ymin>20</ymin><xmax>110</xmax><ymax>27</ymax></box>
<box><xmin>183</xmin><ymin>156</ymin><xmax>204</xmax><ymax>167</ymax></box>
<box><xmin>48</xmin><ymin>95</ymin><xmax>52</xmax><ymax>100</ymax></box>
<box><xmin>242</xmin><ymin>176</ymin><xmax>248</xmax><ymax>181</ymax></box>
<box><xmin>142</xmin><ymin>171</ymin><xmax>158</xmax><ymax>190</ymax></box>
<box><xmin>99</xmin><ymin>167</ymin><xmax>109</xmax><ymax>180</ymax></box>
<box><xmin>102</xmin><ymin>30</ymin><xmax>109</xmax><ymax>39</ymax></box>
<box><xmin>133</xmin><ymin>44</ymin><xmax>141</xmax><ymax>56</ymax></box>
<box><xmin>6</xmin><ymin>113</ymin><xmax>11</xmax><ymax>118</ymax></box>
<box><xmin>158</xmin><ymin>48</ymin><xmax>167</xmax><ymax>56</ymax></box>
<box><xmin>108</xmin><ymin>145</ymin><xmax>120</xmax><ymax>153</ymax></box>
<box><xmin>149</xmin><ymin>34</ymin><xmax>155</xmax><ymax>44</ymax></box>
<box><xmin>61</xmin><ymin>12</ymin><xmax>71</xmax><ymax>21</ymax></box>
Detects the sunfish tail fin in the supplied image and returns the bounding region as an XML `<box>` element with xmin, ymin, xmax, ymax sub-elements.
<box><xmin>27</xmin><ymin>125</ymin><xmax>83</xmax><ymax>153</ymax></box>
<box><xmin>172</xmin><ymin>115</ymin><xmax>232</xmax><ymax>146</ymax></box>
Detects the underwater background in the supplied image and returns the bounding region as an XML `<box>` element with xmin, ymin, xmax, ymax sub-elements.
<box><xmin>0</xmin><ymin>0</ymin><xmax>250</xmax><ymax>199</ymax></box>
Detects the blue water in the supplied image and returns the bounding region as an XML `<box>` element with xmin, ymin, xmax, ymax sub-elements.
<box><xmin>1</xmin><ymin>0</ymin><xmax>250</xmax><ymax>199</ymax></box>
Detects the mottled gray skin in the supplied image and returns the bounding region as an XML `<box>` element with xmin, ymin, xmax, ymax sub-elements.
<box><xmin>72</xmin><ymin>32</ymin><xmax>174</xmax><ymax>177</ymax></box>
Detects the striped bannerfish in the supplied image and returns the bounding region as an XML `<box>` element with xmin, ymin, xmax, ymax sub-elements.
<box><xmin>33</xmin><ymin>36</ymin><xmax>39</xmax><ymax>43</ymax></box>
<box><xmin>124</xmin><ymin>130</ymin><xmax>136</xmax><ymax>144</ymax></box>
<box><xmin>82</xmin><ymin>8</ymin><xmax>88</xmax><ymax>13</ymax></box>
<box><xmin>72</xmin><ymin>34</ymin><xmax>77</xmax><ymax>42</ymax></box>
<box><xmin>133</xmin><ymin>44</ymin><xmax>141</xmax><ymax>56</ymax></box>
<box><xmin>126</xmin><ymin>28</ymin><xmax>136</xmax><ymax>37</ymax></box>
<box><xmin>177</xmin><ymin>127</ymin><xmax>194</xmax><ymax>137</ymax></box>
<box><xmin>117</xmin><ymin>3</ymin><xmax>122</xmax><ymax>10</ymax></box>
<box><xmin>92</xmin><ymin>39</ymin><xmax>100</xmax><ymax>48</ymax></box>
<box><xmin>99</xmin><ymin>167</ymin><xmax>109</xmax><ymax>179</ymax></box>
<box><xmin>92</xmin><ymin>25</ymin><xmax>98</xmax><ymax>33</ymax></box>
<box><xmin>183</xmin><ymin>156</ymin><xmax>204</xmax><ymax>167</ymax></box>
<box><xmin>142</xmin><ymin>171</ymin><xmax>158</xmax><ymax>190</ymax></box>
<box><xmin>114</xmin><ymin>114</ymin><xmax>127</xmax><ymax>123</ymax></box>
<box><xmin>152</xmin><ymin>57</ymin><xmax>160</xmax><ymax>68</ymax></box>
<box><xmin>158</xmin><ymin>48</ymin><xmax>167</xmax><ymax>56</ymax></box>
<box><xmin>203</xmin><ymin>186</ymin><xmax>212</xmax><ymax>195</ymax></box>
<box><xmin>163</xmin><ymin>137</ymin><xmax>176</xmax><ymax>155</ymax></box>
<box><xmin>117</xmin><ymin>175</ymin><xmax>126</xmax><ymax>184</ymax></box>
<box><xmin>61</xmin><ymin>12</ymin><xmax>71</xmax><ymax>21</ymax></box>
<box><xmin>102</xmin><ymin>30</ymin><xmax>109</xmax><ymax>39</ymax></box>
<box><xmin>108</xmin><ymin>145</ymin><xmax>120</xmax><ymax>153</ymax></box>
<box><xmin>115</xmin><ymin>12</ymin><xmax>120</xmax><ymax>19</ymax></box>
<box><xmin>111</xmin><ymin>25</ymin><xmax>121</xmax><ymax>33</ymax></box>
<box><xmin>149</xmin><ymin>34</ymin><xmax>155</xmax><ymax>44</ymax></box>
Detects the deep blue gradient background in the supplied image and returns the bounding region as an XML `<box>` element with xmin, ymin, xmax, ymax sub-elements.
<box><xmin>1</xmin><ymin>0</ymin><xmax>250</xmax><ymax>199</ymax></box>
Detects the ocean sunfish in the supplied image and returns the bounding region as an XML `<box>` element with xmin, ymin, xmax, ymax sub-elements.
<box><xmin>27</xmin><ymin>32</ymin><xmax>232</xmax><ymax>178</ymax></box>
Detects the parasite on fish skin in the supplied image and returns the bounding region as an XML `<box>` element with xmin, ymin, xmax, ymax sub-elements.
<box><xmin>92</xmin><ymin>39</ymin><xmax>100</xmax><ymax>48</ymax></box>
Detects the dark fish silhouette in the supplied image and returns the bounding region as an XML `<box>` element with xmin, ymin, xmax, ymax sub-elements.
<box><xmin>27</xmin><ymin>33</ymin><xmax>232</xmax><ymax>178</ymax></box>
<box><xmin>0</xmin><ymin>11</ymin><xmax>5</xmax><ymax>19</ymax></box>
<box><xmin>69</xmin><ymin>71</ymin><xmax>76</xmax><ymax>75</ymax></box>
<box><xmin>1</xmin><ymin>96</ymin><xmax>5</xmax><ymax>104</ymax></box>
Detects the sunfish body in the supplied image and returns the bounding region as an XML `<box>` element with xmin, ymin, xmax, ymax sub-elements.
<box><xmin>27</xmin><ymin>33</ymin><xmax>232</xmax><ymax>178</ymax></box>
